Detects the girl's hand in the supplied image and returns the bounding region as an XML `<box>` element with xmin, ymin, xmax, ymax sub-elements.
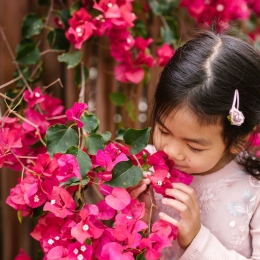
<box><xmin>127</xmin><ymin>172</ymin><xmax>154</xmax><ymax>223</ymax></box>
<box><xmin>159</xmin><ymin>182</ymin><xmax>201</xmax><ymax>249</ymax></box>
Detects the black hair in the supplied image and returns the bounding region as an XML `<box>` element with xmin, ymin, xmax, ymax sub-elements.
<box><xmin>151</xmin><ymin>30</ymin><xmax>260</xmax><ymax>179</ymax></box>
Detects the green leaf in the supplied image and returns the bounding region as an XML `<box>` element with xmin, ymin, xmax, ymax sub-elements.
<box><xmin>161</xmin><ymin>27</ymin><xmax>174</xmax><ymax>44</ymax></box>
<box><xmin>85</xmin><ymin>134</ymin><xmax>105</xmax><ymax>155</ymax></box>
<box><xmin>81</xmin><ymin>114</ymin><xmax>100</xmax><ymax>133</ymax></box>
<box><xmin>123</xmin><ymin>127</ymin><xmax>151</xmax><ymax>154</ymax></box>
<box><xmin>13</xmin><ymin>67</ymin><xmax>30</xmax><ymax>87</ymax></box>
<box><xmin>115</xmin><ymin>128</ymin><xmax>126</xmax><ymax>141</ymax></box>
<box><xmin>15</xmin><ymin>39</ymin><xmax>41</xmax><ymax>65</ymax></box>
<box><xmin>105</xmin><ymin>160</ymin><xmax>143</xmax><ymax>188</ymax></box>
<box><xmin>66</xmin><ymin>146</ymin><xmax>92</xmax><ymax>178</ymax></box>
<box><xmin>70</xmin><ymin>0</ymin><xmax>83</xmax><ymax>14</ymax></box>
<box><xmin>134</xmin><ymin>20</ymin><xmax>147</xmax><ymax>38</ymax></box>
<box><xmin>46</xmin><ymin>124</ymin><xmax>79</xmax><ymax>157</ymax></box>
<box><xmin>126</xmin><ymin>101</ymin><xmax>137</xmax><ymax>122</ymax></box>
<box><xmin>57</xmin><ymin>9</ymin><xmax>71</xmax><ymax>28</ymax></box>
<box><xmin>101</xmin><ymin>131</ymin><xmax>111</xmax><ymax>142</ymax></box>
<box><xmin>21</xmin><ymin>13</ymin><xmax>44</xmax><ymax>38</ymax></box>
<box><xmin>136</xmin><ymin>251</ymin><xmax>147</xmax><ymax>260</ymax></box>
<box><xmin>47</xmin><ymin>28</ymin><xmax>70</xmax><ymax>51</ymax></box>
<box><xmin>149</xmin><ymin>0</ymin><xmax>160</xmax><ymax>15</ymax></box>
<box><xmin>75</xmin><ymin>65</ymin><xmax>89</xmax><ymax>86</ymax></box>
<box><xmin>109</xmin><ymin>92</ymin><xmax>127</xmax><ymax>107</ymax></box>
<box><xmin>57</xmin><ymin>51</ymin><xmax>82</xmax><ymax>69</ymax></box>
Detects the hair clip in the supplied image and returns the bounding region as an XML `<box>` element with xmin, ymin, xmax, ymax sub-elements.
<box><xmin>227</xmin><ymin>89</ymin><xmax>245</xmax><ymax>126</ymax></box>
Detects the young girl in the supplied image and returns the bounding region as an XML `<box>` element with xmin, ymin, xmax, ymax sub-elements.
<box><xmin>130</xmin><ymin>31</ymin><xmax>260</xmax><ymax>259</ymax></box>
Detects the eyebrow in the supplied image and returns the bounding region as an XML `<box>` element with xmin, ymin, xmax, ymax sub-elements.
<box><xmin>156</xmin><ymin>120</ymin><xmax>212</xmax><ymax>146</ymax></box>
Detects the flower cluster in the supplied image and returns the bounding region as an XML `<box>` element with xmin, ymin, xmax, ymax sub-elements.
<box><xmin>3</xmin><ymin>93</ymin><xmax>193</xmax><ymax>259</ymax></box>
<box><xmin>180</xmin><ymin>0</ymin><xmax>252</xmax><ymax>30</ymax></box>
<box><xmin>62</xmin><ymin>1</ymin><xmax>174</xmax><ymax>84</ymax></box>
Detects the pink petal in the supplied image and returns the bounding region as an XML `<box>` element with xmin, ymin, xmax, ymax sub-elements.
<box><xmin>105</xmin><ymin>188</ymin><xmax>131</xmax><ymax>210</ymax></box>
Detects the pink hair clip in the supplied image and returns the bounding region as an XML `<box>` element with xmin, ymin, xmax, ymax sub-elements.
<box><xmin>227</xmin><ymin>89</ymin><xmax>245</xmax><ymax>126</ymax></box>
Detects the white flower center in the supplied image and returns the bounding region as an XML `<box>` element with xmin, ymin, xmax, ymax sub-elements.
<box><xmin>126</xmin><ymin>216</ymin><xmax>132</xmax><ymax>219</ymax></box>
<box><xmin>82</xmin><ymin>224</ymin><xmax>89</xmax><ymax>231</ymax></box>
<box><xmin>34</xmin><ymin>195</ymin><xmax>39</xmax><ymax>202</ymax></box>
<box><xmin>107</xmin><ymin>3</ymin><xmax>113</xmax><ymax>8</ymax></box>
<box><xmin>166</xmin><ymin>172</ymin><xmax>171</xmax><ymax>178</ymax></box>
<box><xmin>54</xmin><ymin>236</ymin><xmax>59</xmax><ymax>240</ymax></box>
<box><xmin>157</xmin><ymin>180</ymin><xmax>162</xmax><ymax>186</ymax></box>
<box><xmin>216</xmin><ymin>4</ymin><xmax>224</xmax><ymax>12</ymax></box>
<box><xmin>51</xmin><ymin>199</ymin><xmax>55</xmax><ymax>205</ymax></box>
<box><xmin>48</xmin><ymin>239</ymin><xmax>54</xmax><ymax>245</ymax></box>
<box><xmin>81</xmin><ymin>245</ymin><xmax>86</xmax><ymax>252</ymax></box>
<box><xmin>77</xmin><ymin>254</ymin><xmax>84</xmax><ymax>260</ymax></box>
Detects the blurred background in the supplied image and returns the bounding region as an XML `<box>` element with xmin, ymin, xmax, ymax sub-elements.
<box><xmin>1</xmin><ymin>0</ymin><xmax>260</xmax><ymax>259</ymax></box>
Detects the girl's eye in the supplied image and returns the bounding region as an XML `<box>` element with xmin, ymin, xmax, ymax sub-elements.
<box><xmin>187</xmin><ymin>144</ymin><xmax>204</xmax><ymax>153</ymax></box>
<box><xmin>158</xmin><ymin>128</ymin><xmax>169</xmax><ymax>135</ymax></box>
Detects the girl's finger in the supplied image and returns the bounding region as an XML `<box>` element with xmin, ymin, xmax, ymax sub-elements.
<box><xmin>162</xmin><ymin>197</ymin><xmax>193</xmax><ymax>219</ymax></box>
<box><xmin>129</xmin><ymin>183</ymin><xmax>148</xmax><ymax>199</ymax></box>
<box><xmin>159</xmin><ymin>211</ymin><xmax>179</xmax><ymax>227</ymax></box>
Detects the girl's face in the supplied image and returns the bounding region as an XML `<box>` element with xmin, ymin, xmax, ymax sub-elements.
<box><xmin>153</xmin><ymin>106</ymin><xmax>232</xmax><ymax>175</ymax></box>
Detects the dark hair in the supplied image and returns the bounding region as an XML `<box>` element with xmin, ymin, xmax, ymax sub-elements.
<box><xmin>151</xmin><ymin>30</ymin><xmax>260</xmax><ymax>179</ymax></box>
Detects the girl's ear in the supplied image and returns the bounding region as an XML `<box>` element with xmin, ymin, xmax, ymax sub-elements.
<box><xmin>229</xmin><ymin>127</ymin><xmax>257</xmax><ymax>154</ymax></box>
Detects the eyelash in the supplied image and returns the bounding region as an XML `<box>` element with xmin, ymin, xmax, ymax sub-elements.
<box><xmin>158</xmin><ymin>128</ymin><xmax>169</xmax><ymax>135</ymax></box>
<box><xmin>158</xmin><ymin>128</ymin><xmax>204</xmax><ymax>153</ymax></box>
<box><xmin>187</xmin><ymin>144</ymin><xmax>204</xmax><ymax>153</ymax></box>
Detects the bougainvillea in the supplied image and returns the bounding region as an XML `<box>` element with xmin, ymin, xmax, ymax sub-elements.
<box><xmin>2</xmin><ymin>0</ymin><xmax>260</xmax><ymax>259</ymax></box>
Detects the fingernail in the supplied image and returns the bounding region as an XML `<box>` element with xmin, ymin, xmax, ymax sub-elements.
<box><xmin>159</xmin><ymin>212</ymin><xmax>164</xmax><ymax>218</ymax></box>
<box><xmin>162</xmin><ymin>198</ymin><xmax>167</xmax><ymax>204</ymax></box>
<box><xmin>144</xmin><ymin>179</ymin><xmax>150</xmax><ymax>184</ymax></box>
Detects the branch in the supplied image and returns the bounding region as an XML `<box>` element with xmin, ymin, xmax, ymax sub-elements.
<box><xmin>79</xmin><ymin>62</ymin><xmax>86</xmax><ymax>103</ymax></box>
<box><xmin>0</xmin><ymin>76</ymin><xmax>22</xmax><ymax>89</ymax></box>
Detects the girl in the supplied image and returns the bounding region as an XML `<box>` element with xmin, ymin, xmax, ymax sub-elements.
<box><xmin>130</xmin><ymin>31</ymin><xmax>260</xmax><ymax>259</ymax></box>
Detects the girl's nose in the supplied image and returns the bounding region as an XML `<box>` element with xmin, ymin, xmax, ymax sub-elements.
<box><xmin>164</xmin><ymin>143</ymin><xmax>184</xmax><ymax>161</ymax></box>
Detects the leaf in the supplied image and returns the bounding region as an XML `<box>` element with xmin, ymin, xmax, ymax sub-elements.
<box><xmin>115</xmin><ymin>128</ymin><xmax>126</xmax><ymax>141</ymax></box>
<box><xmin>136</xmin><ymin>251</ymin><xmax>147</xmax><ymax>260</ymax></box>
<box><xmin>57</xmin><ymin>9</ymin><xmax>71</xmax><ymax>28</ymax></box>
<box><xmin>134</xmin><ymin>20</ymin><xmax>147</xmax><ymax>38</ymax></box>
<box><xmin>126</xmin><ymin>101</ymin><xmax>137</xmax><ymax>122</ymax></box>
<box><xmin>81</xmin><ymin>113</ymin><xmax>100</xmax><ymax>133</ymax></box>
<box><xmin>21</xmin><ymin>13</ymin><xmax>44</xmax><ymax>38</ymax></box>
<box><xmin>101</xmin><ymin>131</ymin><xmax>111</xmax><ymax>142</ymax></box>
<box><xmin>66</xmin><ymin>146</ymin><xmax>92</xmax><ymax>178</ymax></box>
<box><xmin>13</xmin><ymin>67</ymin><xmax>30</xmax><ymax>87</ymax></box>
<box><xmin>123</xmin><ymin>127</ymin><xmax>151</xmax><ymax>154</ymax></box>
<box><xmin>57</xmin><ymin>51</ymin><xmax>82</xmax><ymax>69</ymax></box>
<box><xmin>15</xmin><ymin>39</ymin><xmax>41</xmax><ymax>65</ymax></box>
<box><xmin>47</xmin><ymin>28</ymin><xmax>70</xmax><ymax>51</ymax></box>
<box><xmin>85</xmin><ymin>134</ymin><xmax>105</xmax><ymax>155</ymax></box>
<box><xmin>105</xmin><ymin>160</ymin><xmax>143</xmax><ymax>188</ymax></box>
<box><xmin>75</xmin><ymin>65</ymin><xmax>89</xmax><ymax>86</ymax></box>
<box><xmin>161</xmin><ymin>27</ymin><xmax>174</xmax><ymax>44</ymax></box>
<box><xmin>109</xmin><ymin>92</ymin><xmax>127</xmax><ymax>107</ymax></box>
<box><xmin>17</xmin><ymin>211</ymin><xmax>23</xmax><ymax>224</ymax></box>
<box><xmin>46</xmin><ymin>124</ymin><xmax>79</xmax><ymax>157</ymax></box>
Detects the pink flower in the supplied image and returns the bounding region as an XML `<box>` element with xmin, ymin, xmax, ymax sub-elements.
<box><xmin>65</xmin><ymin>8</ymin><xmax>96</xmax><ymax>49</ymax></box>
<box><xmin>43</xmin><ymin>186</ymin><xmax>76</xmax><ymax>218</ymax></box>
<box><xmin>68</xmin><ymin>241</ymin><xmax>93</xmax><ymax>260</ymax></box>
<box><xmin>99</xmin><ymin>242</ymin><xmax>134</xmax><ymax>260</ymax></box>
<box><xmin>156</xmin><ymin>43</ymin><xmax>175</xmax><ymax>66</ymax></box>
<box><xmin>105</xmin><ymin>187</ymin><xmax>131</xmax><ymax>210</ymax></box>
<box><xmin>57</xmin><ymin>154</ymin><xmax>82</xmax><ymax>181</ymax></box>
<box><xmin>14</xmin><ymin>248</ymin><xmax>31</xmax><ymax>260</ymax></box>
<box><xmin>24</xmin><ymin>87</ymin><xmax>45</xmax><ymax>108</ymax></box>
<box><xmin>152</xmin><ymin>219</ymin><xmax>178</xmax><ymax>240</ymax></box>
<box><xmin>71</xmin><ymin>207</ymin><xmax>104</xmax><ymax>243</ymax></box>
<box><xmin>65</xmin><ymin>102</ymin><xmax>87</xmax><ymax>128</ymax></box>
<box><xmin>134</xmin><ymin>36</ymin><xmax>153</xmax><ymax>51</ymax></box>
<box><xmin>45</xmin><ymin>246</ymin><xmax>68</xmax><ymax>260</ymax></box>
<box><xmin>97</xmin><ymin>200</ymin><xmax>116</xmax><ymax>220</ymax></box>
<box><xmin>139</xmin><ymin>233</ymin><xmax>172</xmax><ymax>260</ymax></box>
<box><xmin>148</xmin><ymin>169</ymin><xmax>173</xmax><ymax>197</ymax></box>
